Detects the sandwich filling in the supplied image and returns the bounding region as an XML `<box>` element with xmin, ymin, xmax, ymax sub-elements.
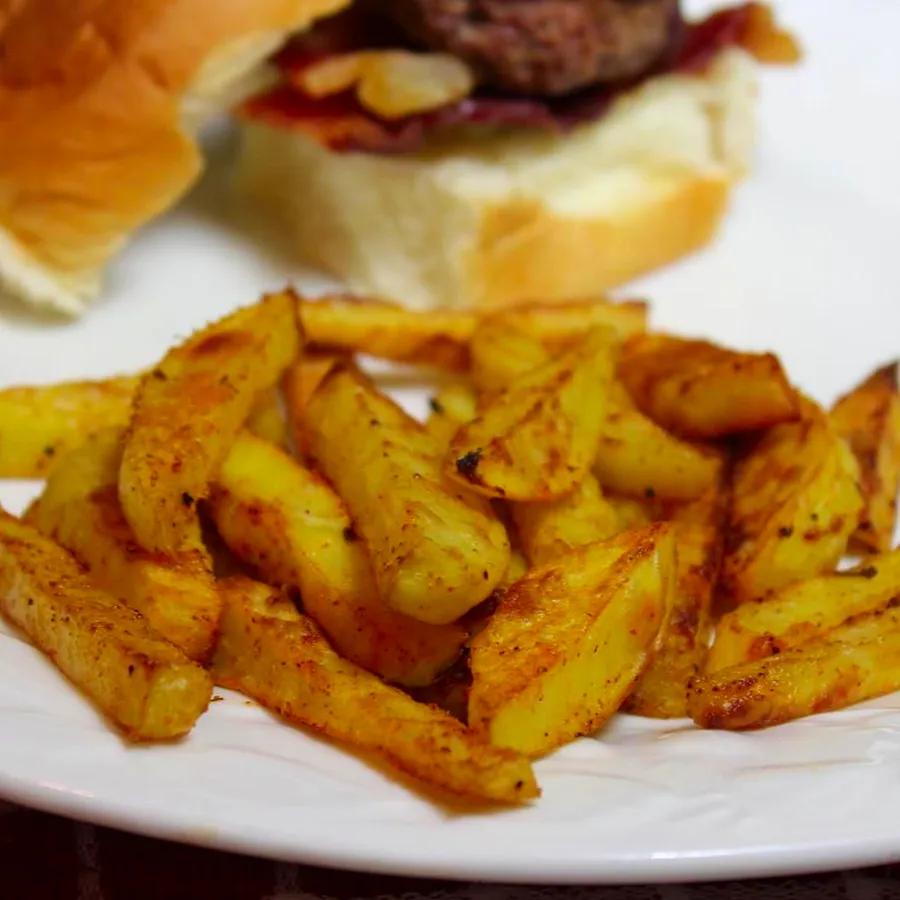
<box><xmin>241</xmin><ymin>1</ymin><xmax>798</xmax><ymax>153</ymax></box>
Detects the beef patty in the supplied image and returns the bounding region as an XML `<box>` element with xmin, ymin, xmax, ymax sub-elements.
<box><xmin>377</xmin><ymin>0</ymin><xmax>682</xmax><ymax>95</ymax></box>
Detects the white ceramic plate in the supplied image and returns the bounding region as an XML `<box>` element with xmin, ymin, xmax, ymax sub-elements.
<box><xmin>1</xmin><ymin>0</ymin><xmax>899</xmax><ymax>884</ymax></box>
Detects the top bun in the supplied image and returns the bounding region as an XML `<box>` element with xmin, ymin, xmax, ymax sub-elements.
<box><xmin>0</xmin><ymin>0</ymin><xmax>349</xmax><ymax>314</ymax></box>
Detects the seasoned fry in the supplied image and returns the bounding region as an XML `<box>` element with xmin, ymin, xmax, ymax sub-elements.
<box><xmin>425</xmin><ymin>382</ymin><xmax>478</xmax><ymax>448</ymax></box>
<box><xmin>0</xmin><ymin>374</ymin><xmax>138</xmax><ymax>478</ymax></box>
<box><xmin>593</xmin><ymin>380</ymin><xmax>721</xmax><ymax>501</ymax></box>
<box><xmin>511</xmin><ymin>473</ymin><xmax>621</xmax><ymax>567</ymax></box>
<box><xmin>210</xmin><ymin>432</ymin><xmax>466</xmax><ymax>685</ymax></box>
<box><xmin>301</xmin><ymin>366</ymin><xmax>510</xmax><ymax>625</ymax></box>
<box><xmin>722</xmin><ymin>404</ymin><xmax>864</xmax><ymax>604</ymax></box>
<box><xmin>449</xmin><ymin>330</ymin><xmax>613</xmax><ymax>501</ymax></box>
<box><xmin>26</xmin><ymin>431</ymin><xmax>220</xmax><ymax>662</ymax></box>
<box><xmin>830</xmin><ymin>362</ymin><xmax>900</xmax><ymax>553</ymax></box>
<box><xmin>120</xmin><ymin>292</ymin><xmax>301</xmax><ymax>553</ymax></box>
<box><xmin>469</xmin><ymin>524</ymin><xmax>675</xmax><ymax>756</ymax></box>
<box><xmin>300</xmin><ymin>295</ymin><xmax>473</xmax><ymax>370</ymax></box>
<box><xmin>626</xmin><ymin>480</ymin><xmax>726</xmax><ymax>717</ymax></box>
<box><xmin>469</xmin><ymin>318</ymin><xmax>555</xmax><ymax>397</ymax></box>
<box><xmin>689</xmin><ymin>606</ymin><xmax>900</xmax><ymax>730</ymax></box>
<box><xmin>619</xmin><ymin>334</ymin><xmax>798</xmax><ymax>438</ymax></box>
<box><xmin>495</xmin><ymin>298</ymin><xmax>648</xmax><ymax>346</ymax></box>
<box><xmin>282</xmin><ymin>355</ymin><xmax>343</xmax><ymax>455</ymax></box>
<box><xmin>0</xmin><ymin>510</ymin><xmax>212</xmax><ymax>739</ymax></box>
<box><xmin>245</xmin><ymin>387</ymin><xmax>288</xmax><ymax>448</ymax></box>
<box><xmin>708</xmin><ymin>548</ymin><xmax>900</xmax><ymax>672</ymax></box>
<box><xmin>212</xmin><ymin>577</ymin><xmax>538</xmax><ymax>804</ymax></box>
<box><xmin>605</xmin><ymin>493</ymin><xmax>657</xmax><ymax>530</ymax></box>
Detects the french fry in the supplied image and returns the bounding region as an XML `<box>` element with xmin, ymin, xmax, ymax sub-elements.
<box><xmin>0</xmin><ymin>510</ymin><xmax>212</xmax><ymax>739</ymax></box>
<box><xmin>511</xmin><ymin>473</ymin><xmax>621</xmax><ymax>567</ymax></box>
<box><xmin>120</xmin><ymin>291</ymin><xmax>301</xmax><ymax>553</ymax></box>
<box><xmin>300</xmin><ymin>366</ymin><xmax>510</xmax><ymax>625</ymax></box>
<box><xmin>424</xmin><ymin>382</ymin><xmax>479</xmax><ymax>448</ymax></box>
<box><xmin>708</xmin><ymin>548</ymin><xmax>900</xmax><ymax>672</ymax></box>
<box><xmin>469</xmin><ymin>524</ymin><xmax>675</xmax><ymax>756</ymax></box>
<box><xmin>619</xmin><ymin>334</ymin><xmax>799</xmax><ymax>438</ymax></box>
<box><xmin>494</xmin><ymin>298</ymin><xmax>648</xmax><ymax>346</ymax></box>
<box><xmin>282</xmin><ymin>354</ymin><xmax>343</xmax><ymax>455</ymax></box>
<box><xmin>830</xmin><ymin>362</ymin><xmax>900</xmax><ymax>553</ymax></box>
<box><xmin>449</xmin><ymin>330</ymin><xmax>613</xmax><ymax>501</ymax></box>
<box><xmin>209</xmin><ymin>431</ymin><xmax>466</xmax><ymax>685</ymax></box>
<box><xmin>466</xmin><ymin>319</ymin><xmax>714</xmax><ymax>501</ymax></box>
<box><xmin>605</xmin><ymin>493</ymin><xmax>657</xmax><ymax>530</ymax></box>
<box><xmin>722</xmin><ymin>403</ymin><xmax>864</xmax><ymax>604</ymax></box>
<box><xmin>245</xmin><ymin>387</ymin><xmax>288</xmax><ymax>448</ymax></box>
<box><xmin>689</xmin><ymin>605</ymin><xmax>900</xmax><ymax>730</ymax></box>
<box><xmin>26</xmin><ymin>431</ymin><xmax>221</xmax><ymax>662</ymax></box>
<box><xmin>469</xmin><ymin>318</ymin><xmax>554</xmax><ymax>397</ymax></box>
<box><xmin>0</xmin><ymin>374</ymin><xmax>138</xmax><ymax>478</ymax></box>
<box><xmin>593</xmin><ymin>380</ymin><xmax>721</xmax><ymax>501</ymax></box>
<box><xmin>212</xmin><ymin>577</ymin><xmax>538</xmax><ymax>804</ymax></box>
<box><xmin>300</xmin><ymin>295</ymin><xmax>473</xmax><ymax>370</ymax></box>
<box><xmin>625</xmin><ymin>479</ymin><xmax>727</xmax><ymax>717</ymax></box>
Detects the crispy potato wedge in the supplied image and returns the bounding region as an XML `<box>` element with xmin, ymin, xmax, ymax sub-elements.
<box><xmin>689</xmin><ymin>605</ymin><xmax>900</xmax><ymax>730</ymax></box>
<box><xmin>282</xmin><ymin>355</ymin><xmax>344</xmax><ymax>455</ymax></box>
<box><xmin>625</xmin><ymin>481</ymin><xmax>727</xmax><ymax>717</ymax></box>
<box><xmin>619</xmin><ymin>334</ymin><xmax>799</xmax><ymax>438</ymax></box>
<box><xmin>210</xmin><ymin>432</ymin><xmax>466</xmax><ymax>685</ymax></box>
<box><xmin>469</xmin><ymin>318</ymin><xmax>556</xmax><ymax>397</ymax></box>
<box><xmin>593</xmin><ymin>380</ymin><xmax>721</xmax><ymax>501</ymax></box>
<box><xmin>708</xmin><ymin>548</ymin><xmax>900</xmax><ymax>671</ymax></box>
<box><xmin>449</xmin><ymin>330</ymin><xmax>613</xmax><ymax>501</ymax></box>
<box><xmin>830</xmin><ymin>362</ymin><xmax>900</xmax><ymax>553</ymax></box>
<box><xmin>425</xmin><ymin>382</ymin><xmax>478</xmax><ymax>448</ymax></box>
<box><xmin>0</xmin><ymin>510</ymin><xmax>212</xmax><ymax>739</ymax></box>
<box><xmin>0</xmin><ymin>374</ymin><xmax>138</xmax><ymax>478</ymax></box>
<box><xmin>605</xmin><ymin>493</ymin><xmax>657</xmax><ymax>530</ymax></box>
<box><xmin>26</xmin><ymin>432</ymin><xmax>221</xmax><ymax>662</ymax></box>
<box><xmin>245</xmin><ymin>387</ymin><xmax>288</xmax><ymax>448</ymax></box>
<box><xmin>495</xmin><ymin>298</ymin><xmax>648</xmax><ymax>346</ymax></box>
<box><xmin>722</xmin><ymin>405</ymin><xmax>864</xmax><ymax>604</ymax></box>
<box><xmin>212</xmin><ymin>577</ymin><xmax>538</xmax><ymax>804</ymax></box>
<box><xmin>120</xmin><ymin>292</ymin><xmax>301</xmax><ymax>553</ymax></box>
<box><xmin>469</xmin><ymin>524</ymin><xmax>675</xmax><ymax>756</ymax></box>
<box><xmin>466</xmin><ymin>321</ymin><xmax>712</xmax><ymax>501</ymax></box>
<box><xmin>300</xmin><ymin>366</ymin><xmax>510</xmax><ymax>625</ymax></box>
<box><xmin>300</xmin><ymin>295</ymin><xmax>473</xmax><ymax>370</ymax></box>
<box><xmin>511</xmin><ymin>473</ymin><xmax>621</xmax><ymax>567</ymax></box>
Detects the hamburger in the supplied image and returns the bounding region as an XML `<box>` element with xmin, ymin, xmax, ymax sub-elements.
<box><xmin>0</xmin><ymin>1</ymin><xmax>797</xmax><ymax>314</ymax></box>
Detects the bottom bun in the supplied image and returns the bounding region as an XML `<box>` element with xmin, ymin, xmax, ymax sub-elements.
<box><xmin>237</xmin><ymin>48</ymin><xmax>757</xmax><ymax>310</ymax></box>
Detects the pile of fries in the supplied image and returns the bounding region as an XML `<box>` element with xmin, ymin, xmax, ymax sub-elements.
<box><xmin>0</xmin><ymin>291</ymin><xmax>898</xmax><ymax>804</ymax></box>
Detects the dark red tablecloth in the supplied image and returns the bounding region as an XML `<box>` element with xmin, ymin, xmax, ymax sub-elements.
<box><xmin>3</xmin><ymin>800</ymin><xmax>900</xmax><ymax>899</ymax></box>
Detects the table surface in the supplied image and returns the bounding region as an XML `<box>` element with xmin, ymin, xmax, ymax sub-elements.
<box><xmin>3</xmin><ymin>801</ymin><xmax>899</xmax><ymax>900</ymax></box>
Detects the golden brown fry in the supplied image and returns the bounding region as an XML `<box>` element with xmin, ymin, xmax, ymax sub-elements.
<box><xmin>282</xmin><ymin>354</ymin><xmax>343</xmax><ymax>455</ymax></box>
<box><xmin>300</xmin><ymin>295</ymin><xmax>473</xmax><ymax>370</ymax></box>
<box><xmin>469</xmin><ymin>317</ymin><xmax>554</xmax><ymax>397</ymax></box>
<box><xmin>626</xmin><ymin>480</ymin><xmax>727</xmax><ymax>717</ymax></box>
<box><xmin>722</xmin><ymin>403</ymin><xmax>863</xmax><ymax>604</ymax></box>
<box><xmin>495</xmin><ymin>298</ymin><xmax>648</xmax><ymax>346</ymax></box>
<box><xmin>708</xmin><ymin>548</ymin><xmax>900</xmax><ymax>672</ymax></box>
<box><xmin>424</xmin><ymin>381</ymin><xmax>478</xmax><ymax>448</ymax></box>
<box><xmin>210</xmin><ymin>432</ymin><xmax>466</xmax><ymax>685</ymax></box>
<box><xmin>830</xmin><ymin>362</ymin><xmax>900</xmax><ymax>553</ymax></box>
<box><xmin>212</xmin><ymin>577</ymin><xmax>538</xmax><ymax>804</ymax></box>
<box><xmin>605</xmin><ymin>493</ymin><xmax>657</xmax><ymax>530</ymax></box>
<box><xmin>245</xmin><ymin>387</ymin><xmax>288</xmax><ymax>448</ymax></box>
<box><xmin>619</xmin><ymin>334</ymin><xmax>799</xmax><ymax>438</ymax></box>
<box><xmin>593</xmin><ymin>380</ymin><xmax>720</xmax><ymax>501</ymax></box>
<box><xmin>0</xmin><ymin>510</ymin><xmax>212</xmax><ymax>740</ymax></box>
<box><xmin>449</xmin><ymin>330</ymin><xmax>613</xmax><ymax>501</ymax></box>
<box><xmin>0</xmin><ymin>374</ymin><xmax>138</xmax><ymax>478</ymax></box>
<box><xmin>120</xmin><ymin>292</ymin><xmax>301</xmax><ymax>553</ymax></box>
<box><xmin>300</xmin><ymin>366</ymin><xmax>510</xmax><ymax>625</ymax></box>
<box><xmin>511</xmin><ymin>473</ymin><xmax>621</xmax><ymax>567</ymax></box>
<box><xmin>469</xmin><ymin>524</ymin><xmax>675</xmax><ymax>756</ymax></box>
<box><xmin>26</xmin><ymin>431</ymin><xmax>221</xmax><ymax>662</ymax></box>
<box><xmin>688</xmin><ymin>606</ymin><xmax>900</xmax><ymax>730</ymax></box>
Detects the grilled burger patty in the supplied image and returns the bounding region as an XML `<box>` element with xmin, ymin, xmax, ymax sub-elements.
<box><xmin>377</xmin><ymin>0</ymin><xmax>682</xmax><ymax>95</ymax></box>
